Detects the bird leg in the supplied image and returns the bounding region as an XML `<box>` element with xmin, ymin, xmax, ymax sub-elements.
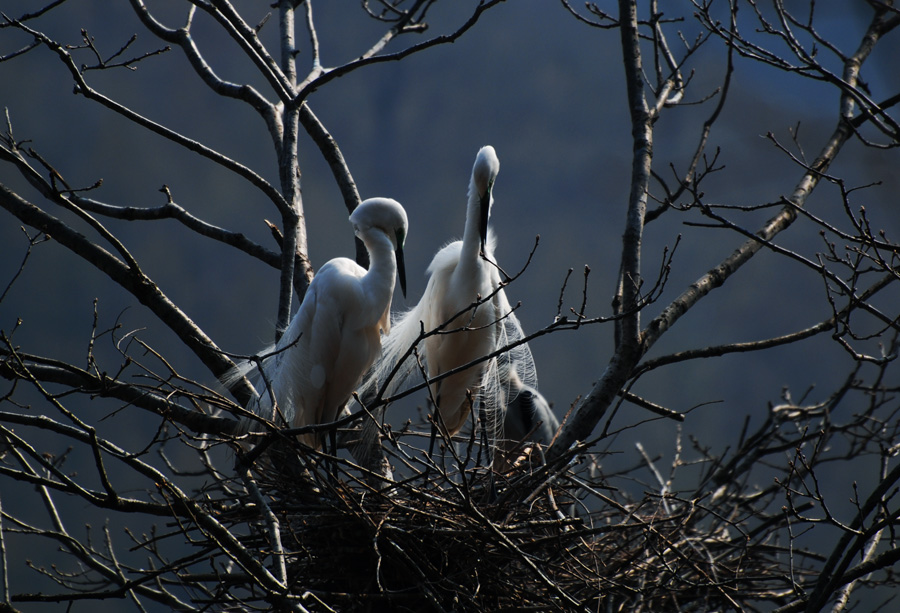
<box><xmin>424</xmin><ymin>415</ymin><xmax>447</xmax><ymax>478</ymax></box>
<box><xmin>427</xmin><ymin>419</ymin><xmax>438</xmax><ymax>461</ymax></box>
<box><xmin>475</xmin><ymin>398</ymin><xmax>498</xmax><ymax>504</ymax></box>
<box><xmin>425</xmin><ymin>402</ymin><xmax>454</xmax><ymax>477</ymax></box>
<box><xmin>476</xmin><ymin>397</ymin><xmax>493</xmax><ymax>469</ymax></box>
<box><xmin>426</xmin><ymin>390</ymin><xmax>447</xmax><ymax>466</ymax></box>
<box><xmin>326</xmin><ymin>427</ymin><xmax>339</xmax><ymax>481</ymax></box>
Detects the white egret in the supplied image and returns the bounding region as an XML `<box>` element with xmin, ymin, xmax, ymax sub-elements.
<box><xmin>365</xmin><ymin>146</ymin><xmax>536</xmax><ymax>451</ymax></box>
<box><xmin>230</xmin><ymin>197</ymin><xmax>408</xmax><ymax>450</ymax></box>
<box><xmin>498</xmin><ymin>366</ymin><xmax>559</xmax><ymax>465</ymax></box>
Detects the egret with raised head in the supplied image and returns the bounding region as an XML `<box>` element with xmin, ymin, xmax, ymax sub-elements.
<box><xmin>365</xmin><ymin>146</ymin><xmax>536</xmax><ymax>451</ymax></box>
<box><xmin>230</xmin><ymin>197</ymin><xmax>408</xmax><ymax>450</ymax></box>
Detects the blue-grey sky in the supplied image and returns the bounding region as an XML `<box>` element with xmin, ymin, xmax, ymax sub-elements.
<box><xmin>1</xmin><ymin>3</ymin><xmax>899</xmax><ymax>606</ymax></box>
<box><xmin>2</xmin><ymin>1</ymin><xmax>898</xmax><ymax>447</ymax></box>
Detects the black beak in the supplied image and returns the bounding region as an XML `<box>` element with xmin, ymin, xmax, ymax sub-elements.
<box><xmin>396</xmin><ymin>245</ymin><xmax>407</xmax><ymax>298</ymax></box>
<box><xmin>479</xmin><ymin>180</ymin><xmax>492</xmax><ymax>254</ymax></box>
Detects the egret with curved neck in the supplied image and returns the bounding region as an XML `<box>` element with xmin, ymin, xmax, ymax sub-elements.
<box><xmin>231</xmin><ymin>197</ymin><xmax>408</xmax><ymax>450</ymax></box>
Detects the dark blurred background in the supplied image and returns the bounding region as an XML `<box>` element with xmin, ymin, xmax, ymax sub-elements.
<box><xmin>1</xmin><ymin>1</ymin><xmax>899</xmax><ymax>609</ymax></box>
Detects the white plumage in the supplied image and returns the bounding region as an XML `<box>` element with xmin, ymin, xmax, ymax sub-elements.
<box><xmin>364</xmin><ymin>146</ymin><xmax>536</xmax><ymax>446</ymax></box>
<box><xmin>229</xmin><ymin>197</ymin><xmax>408</xmax><ymax>449</ymax></box>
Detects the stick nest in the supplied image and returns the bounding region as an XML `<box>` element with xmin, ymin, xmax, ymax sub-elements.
<box><xmin>186</xmin><ymin>431</ymin><xmax>813</xmax><ymax>613</ymax></box>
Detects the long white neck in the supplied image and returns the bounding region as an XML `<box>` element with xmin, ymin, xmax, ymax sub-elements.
<box><xmin>460</xmin><ymin>178</ymin><xmax>488</xmax><ymax>268</ymax></box>
<box><xmin>360</xmin><ymin>228</ymin><xmax>397</xmax><ymax>304</ymax></box>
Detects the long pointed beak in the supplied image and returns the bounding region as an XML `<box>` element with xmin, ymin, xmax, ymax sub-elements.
<box><xmin>396</xmin><ymin>245</ymin><xmax>407</xmax><ymax>298</ymax></box>
<box><xmin>479</xmin><ymin>181</ymin><xmax>492</xmax><ymax>254</ymax></box>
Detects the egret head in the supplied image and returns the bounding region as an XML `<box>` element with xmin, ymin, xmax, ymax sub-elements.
<box><xmin>472</xmin><ymin>145</ymin><xmax>500</xmax><ymax>253</ymax></box>
<box><xmin>351</xmin><ymin>197</ymin><xmax>408</xmax><ymax>297</ymax></box>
